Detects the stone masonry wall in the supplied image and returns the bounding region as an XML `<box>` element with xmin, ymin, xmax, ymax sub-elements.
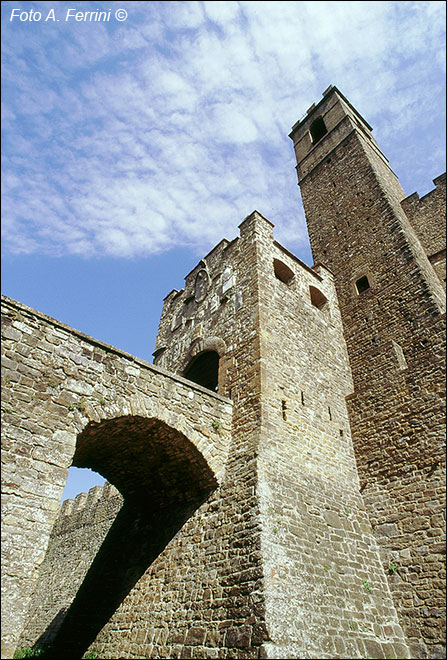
<box><xmin>253</xmin><ymin>218</ymin><xmax>409</xmax><ymax>659</ymax></box>
<box><xmin>153</xmin><ymin>212</ymin><xmax>410</xmax><ymax>659</ymax></box>
<box><xmin>1</xmin><ymin>295</ymin><xmax>232</xmax><ymax>659</ymax></box>
<box><xmin>291</xmin><ymin>87</ymin><xmax>446</xmax><ymax>658</ymax></box>
<box><xmin>18</xmin><ymin>483</ymin><xmax>123</xmax><ymax>650</ymax></box>
<box><xmin>400</xmin><ymin>173</ymin><xmax>446</xmax><ymax>286</ymax></box>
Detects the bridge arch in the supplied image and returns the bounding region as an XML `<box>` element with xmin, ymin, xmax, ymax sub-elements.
<box><xmin>2</xmin><ymin>295</ymin><xmax>232</xmax><ymax>659</ymax></box>
<box><xmin>23</xmin><ymin>413</ymin><xmax>220</xmax><ymax>658</ymax></box>
<box><xmin>73</xmin><ymin>414</ymin><xmax>218</xmax><ymax>509</ymax></box>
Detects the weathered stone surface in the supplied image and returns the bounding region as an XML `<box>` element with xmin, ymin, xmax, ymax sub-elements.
<box><xmin>2</xmin><ymin>86</ymin><xmax>445</xmax><ymax>660</ymax></box>
<box><xmin>290</xmin><ymin>85</ymin><xmax>445</xmax><ymax>658</ymax></box>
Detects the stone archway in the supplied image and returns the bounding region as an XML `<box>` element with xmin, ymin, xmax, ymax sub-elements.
<box><xmin>74</xmin><ymin>415</ymin><xmax>218</xmax><ymax>509</ymax></box>
<box><xmin>22</xmin><ymin>415</ymin><xmax>219</xmax><ymax>659</ymax></box>
<box><xmin>182</xmin><ymin>336</ymin><xmax>229</xmax><ymax>395</ymax></box>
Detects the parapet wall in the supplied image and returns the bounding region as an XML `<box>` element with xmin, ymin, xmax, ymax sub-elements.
<box><xmin>18</xmin><ymin>483</ymin><xmax>124</xmax><ymax>650</ymax></box>
<box><xmin>401</xmin><ymin>173</ymin><xmax>446</xmax><ymax>284</ymax></box>
<box><xmin>1</xmin><ymin>294</ymin><xmax>233</xmax><ymax>659</ymax></box>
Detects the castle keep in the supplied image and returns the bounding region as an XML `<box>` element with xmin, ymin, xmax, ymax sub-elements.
<box><xmin>1</xmin><ymin>86</ymin><xmax>445</xmax><ymax>659</ymax></box>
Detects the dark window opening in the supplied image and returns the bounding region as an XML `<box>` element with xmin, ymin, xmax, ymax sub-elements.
<box><xmin>301</xmin><ymin>391</ymin><xmax>305</xmax><ymax>405</ymax></box>
<box><xmin>310</xmin><ymin>116</ymin><xmax>328</xmax><ymax>143</ymax></box>
<box><xmin>309</xmin><ymin>286</ymin><xmax>328</xmax><ymax>310</ymax></box>
<box><xmin>184</xmin><ymin>351</ymin><xmax>219</xmax><ymax>392</ymax></box>
<box><xmin>273</xmin><ymin>259</ymin><xmax>294</xmax><ymax>285</ymax></box>
<box><xmin>355</xmin><ymin>276</ymin><xmax>370</xmax><ymax>294</ymax></box>
<box><xmin>281</xmin><ymin>400</ymin><xmax>287</xmax><ymax>421</ymax></box>
<box><xmin>328</xmin><ymin>406</ymin><xmax>332</xmax><ymax>421</ymax></box>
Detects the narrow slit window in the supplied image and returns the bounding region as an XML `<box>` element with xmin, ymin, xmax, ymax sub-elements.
<box><xmin>392</xmin><ymin>340</ymin><xmax>408</xmax><ymax>371</ymax></box>
<box><xmin>355</xmin><ymin>275</ymin><xmax>370</xmax><ymax>294</ymax></box>
<box><xmin>310</xmin><ymin>116</ymin><xmax>328</xmax><ymax>144</ymax></box>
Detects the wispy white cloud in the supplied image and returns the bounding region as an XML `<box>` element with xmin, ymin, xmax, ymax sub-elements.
<box><xmin>2</xmin><ymin>0</ymin><xmax>445</xmax><ymax>259</ymax></box>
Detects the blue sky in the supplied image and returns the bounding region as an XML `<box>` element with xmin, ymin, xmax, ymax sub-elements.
<box><xmin>2</xmin><ymin>0</ymin><xmax>446</xmax><ymax>501</ymax></box>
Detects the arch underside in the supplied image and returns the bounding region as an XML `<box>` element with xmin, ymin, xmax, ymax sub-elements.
<box><xmin>39</xmin><ymin>415</ymin><xmax>218</xmax><ymax>658</ymax></box>
<box><xmin>74</xmin><ymin>415</ymin><xmax>218</xmax><ymax>509</ymax></box>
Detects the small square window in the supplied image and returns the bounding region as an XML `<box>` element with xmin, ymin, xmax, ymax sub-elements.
<box><xmin>355</xmin><ymin>276</ymin><xmax>370</xmax><ymax>294</ymax></box>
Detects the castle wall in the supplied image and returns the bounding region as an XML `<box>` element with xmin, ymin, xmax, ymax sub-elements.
<box><xmin>2</xmin><ymin>86</ymin><xmax>444</xmax><ymax>660</ymax></box>
<box><xmin>252</xmin><ymin>219</ymin><xmax>409</xmax><ymax>659</ymax></box>
<box><xmin>400</xmin><ymin>173</ymin><xmax>446</xmax><ymax>285</ymax></box>
<box><xmin>154</xmin><ymin>213</ymin><xmax>410</xmax><ymax>659</ymax></box>
<box><xmin>1</xmin><ymin>295</ymin><xmax>232</xmax><ymax>659</ymax></box>
<box><xmin>17</xmin><ymin>483</ymin><xmax>123</xmax><ymax>650</ymax></box>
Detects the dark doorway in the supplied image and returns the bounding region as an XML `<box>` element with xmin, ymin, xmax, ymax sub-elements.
<box><xmin>184</xmin><ymin>351</ymin><xmax>219</xmax><ymax>392</ymax></box>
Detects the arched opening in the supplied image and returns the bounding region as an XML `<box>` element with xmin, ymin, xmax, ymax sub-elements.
<box><xmin>309</xmin><ymin>285</ymin><xmax>328</xmax><ymax>310</ymax></box>
<box><xmin>183</xmin><ymin>350</ymin><xmax>219</xmax><ymax>392</ymax></box>
<box><xmin>22</xmin><ymin>416</ymin><xmax>217</xmax><ymax>659</ymax></box>
<box><xmin>310</xmin><ymin>116</ymin><xmax>328</xmax><ymax>143</ymax></box>
<box><xmin>273</xmin><ymin>258</ymin><xmax>294</xmax><ymax>285</ymax></box>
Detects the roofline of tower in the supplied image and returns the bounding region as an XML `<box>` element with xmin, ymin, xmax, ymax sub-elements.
<box><xmin>238</xmin><ymin>209</ymin><xmax>275</xmax><ymax>230</ymax></box>
<box><xmin>288</xmin><ymin>85</ymin><xmax>373</xmax><ymax>140</ymax></box>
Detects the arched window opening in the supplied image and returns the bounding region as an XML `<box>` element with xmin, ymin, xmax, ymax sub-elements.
<box><xmin>184</xmin><ymin>351</ymin><xmax>219</xmax><ymax>392</ymax></box>
<box><xmin>355</xmin><ymin>275</ymin><xmax>370</xmax><ymax>294</ymax></box>
<box><xmin>309</xmin><ymin>285</ymin><xmax>328</xmax><ymax>310</ymax></box>
<box><xmin>273</xmin><ymin>258</ymin><xmax>294</xmax><ymax>285</ymax></box>
<box><xmin>310</xmin><ymin>116</ymin><xmax>328</xmax><ymax>144</ymax></box>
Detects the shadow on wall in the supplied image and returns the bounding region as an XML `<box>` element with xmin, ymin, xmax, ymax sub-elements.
<box><xmin>38</xmin><ymin>497</ymin><xmax>209</xmax><ymax>659</ymax></box>
<box><xmin>27</xmin><ymin>415</ymin><xmax>218</xmax><ymax>659</ymax></box>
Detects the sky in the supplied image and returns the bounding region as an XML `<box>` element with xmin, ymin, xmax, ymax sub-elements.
<box><xmin>2</xmin><ymin>0</ymin><xmax>446</xmax><ymax>501</ymax></box>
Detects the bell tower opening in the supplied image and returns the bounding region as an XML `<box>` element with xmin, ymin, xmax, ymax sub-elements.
<box><xmin>309</xmin><ymin>116</ymin><xmax>328</xmax><ymax>143</ymax></box>
<box><xmin>183</xmin><ymin>350</ymin><xmax>219</xmax><ymax>392</ymax></box>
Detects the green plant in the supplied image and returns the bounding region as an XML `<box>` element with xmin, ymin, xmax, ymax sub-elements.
<box><xmin>362</xmin><ymin>579</ymin><xmax>371</xmax><ymax>592</ymax></box>
<box><xmin>212</xmin><ymin>420</ymin><xmax>222</xmax><ymax>431</ymax></box>
<box><xmin>388</xmin><ymin>564</ymin><xmax>398</xmax><ymax>574</ymax></box>
<box><xmin>348</xmin><ymin>621</ymin><xmax>357</xmax><ymax>630</ymax></box>
<box><xmin>98</xmin><ymin>398</ymin><xmax>106</xmax><ymax>406</ymax></box>
<box><xmin>83</xmin><ymin>653</ymin><xmax>99</xmax><ymax>659</ymax></box>
<box><xmin>68</xmin><ymin>399</ymin><xmax>87</xmax><ymax>413</ymax></box>
<box><xmin>13</xmin><ymin>646</ymin><xmax>48</xmax><ymax>658</ymax></box>
<box><xmin>48</xmin><ymin>381</ymin><xmax>57</xmax><ymax>388</ymax></box>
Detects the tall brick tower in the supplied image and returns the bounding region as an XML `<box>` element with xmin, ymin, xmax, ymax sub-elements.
<box><xmin>289</xmin><ymin>85</ymin><xmax>446</xmax><ymax>658</ymax></box>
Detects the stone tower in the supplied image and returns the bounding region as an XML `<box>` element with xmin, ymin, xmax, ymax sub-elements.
<box><xmin>289</xmin><ymin>85</ymin><xmax>446</xmax><ymax>658</ymax></box>
<box><xmin>151</xmin><ymin>212</ymin><xmax>410</xmax><ymax>659</ymax></box>
<box><xmin>3</xmin><ymin>87</ymin><xmax>445</xmax><ymax>660</ymax></box>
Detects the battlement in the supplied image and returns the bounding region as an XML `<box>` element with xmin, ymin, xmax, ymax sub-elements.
<box><xmin>400</xmin><ymin>172</ymin><xmax>446</xmax><ymax>283</ymax></box>
<box><xmin>54</xmin><ymin>483</ymin><xmax>123</xmax><ymax>535</ymax></box>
